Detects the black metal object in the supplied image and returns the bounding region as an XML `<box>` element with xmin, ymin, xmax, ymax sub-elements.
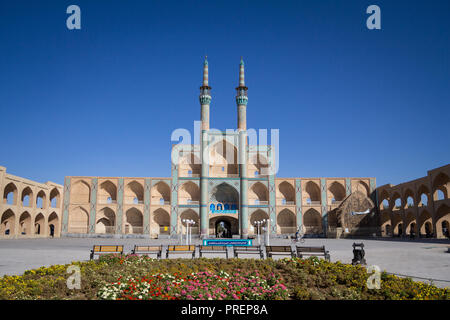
<box><xmin>351</xmin><ymin>242</ymin><xmax>367</xmax><ymax>265</ymax></box>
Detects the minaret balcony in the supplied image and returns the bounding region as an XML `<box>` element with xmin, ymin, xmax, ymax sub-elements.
<box><xmin>236</xmin><ymin>95</ymin><xmax>248</xmax><ymax>105</ymax></box>
<box><xmin>199</xmin><ymin>94</ymin><xmax>212</xmax><ymax>105</ymax></box>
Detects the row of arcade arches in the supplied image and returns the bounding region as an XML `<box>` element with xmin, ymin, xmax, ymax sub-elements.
<box><xmin>2</xmin><ymin>183</ymin><xmax>61</xmax><ymax>209</ymax></box>
<box><xmin>380</xmin><ymin>204</ymin><xmax>450</xmax><ymax>238</ymax></box>
<box><xmin>67</xmin><ymin>206</ymin><xmax>326</xmax><ymax>236</ymax></box>
<box><xmin>70</xmin><ymin>180</ymin><xmax>171</xmax><ymax>205</ymax></box>
<box><xmin>70</xmin><ymin>179</ymin><xmax>371</xmax><ymax>207</ymax></box>
<box><xmin>378</xmin><ymin>172</ymin><xmax>449</xmax><ymax>211</ymax></box>
<box><xmin>1</xmin><ymin>209</ymin><xmax>59</xmax><ymax>237</ymax></box>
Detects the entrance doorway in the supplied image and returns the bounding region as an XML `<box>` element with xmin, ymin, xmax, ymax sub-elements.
<box><xmin>215</xmin><ymin>220</ymin><xmax>232</xmax><ymax>238</ymax></box>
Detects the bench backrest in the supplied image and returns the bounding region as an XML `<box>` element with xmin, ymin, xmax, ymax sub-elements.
<box><xmin>296</xmin><ymin>246</ymin><xmax>326</xmax><ymax>253</ymax></box>
<box><xmin>234</xmin><ymin>246</ymin><xmax>260</xmax><ymax>251</ymax></box>
<box><xmin>134</xmin><ymin>245</ymin><xmax>162</xmax><ymax>252</ymax></box>
<box><xmin>266</xmin><ymin>246</ymin><xmax>292</xmax><ymax>253</ymax></box>
<box><xmin>93</xmin><ymin>245</ymin><xmax>123</xmax><ymax>253</ymax></box>
<box><xmin>199</xmin><ymin>245</ymin><xmax>227</xmax><ymax>251</ymax></box>
<box><xmin>167</xmin><ymin>245</ymin><xmax>195</xmax><ymax>251</ymax></box>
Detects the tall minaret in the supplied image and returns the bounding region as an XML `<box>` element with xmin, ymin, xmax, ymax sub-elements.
<box><xmin>199</xmin><ymin>56</ymin><xmax>211</xmax><ymax>130</ymax></box>
<box><xmin>199</xmin><ymin>56</ymin><xmax>211</xmax><ymax>238</ymax></box>
<box><xmin>237</xmin><ymin>57</ymin><xmax>249</xmax><ymax>238</ymax></box>
<box><xmin>236</xmin><ymin>57</ymin><xmax>248</xmax><ymax>130</ymax></box>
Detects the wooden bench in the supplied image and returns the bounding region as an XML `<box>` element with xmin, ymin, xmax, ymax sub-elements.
<box><xmin>295</xmin><ymin>246</ymin><xmax>330</xmax><ymax>261</ymax></box>
<box><xmin>233</xmin><ymin>246</ymin><xmax>264</xmax><ymax>259</ymax></box>
<box><xmin>90</xmin><ymin>245</ymin><xmax>123</xmax><ymax>260</ymax></box>
<box><xmin>166</xmin><ymin>245</ymin><xmax>196</xmax><ymax>259</ymax></box>
<box><xmin>199</xmin><ymin>245</ymin><xmax>228</xmax><ymax>259</ymax></box>
<box><xmin>131</xmin><ymin>245</ymin><xmax>163</xmax><ymax>259</ymax></box>
<box><xmin>266</xmin><ymin>245</ymin><xmax>295</xmax><ymax>258</ymax></box>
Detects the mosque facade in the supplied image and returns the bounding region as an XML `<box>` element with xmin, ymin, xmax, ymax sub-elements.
<box><xmin>1</xmin><ymin>59</ymin><xmax>448</xmax><ymax>239</ymax></box>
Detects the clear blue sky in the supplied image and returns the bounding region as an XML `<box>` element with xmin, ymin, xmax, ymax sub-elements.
<box><xmin>0</xmin><ymin>0</ymin><xmax>449</xmax><ymax>187</ymax></box>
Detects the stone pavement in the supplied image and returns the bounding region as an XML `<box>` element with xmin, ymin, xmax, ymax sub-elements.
<box><xmin>0</xmin><ymin>237</ymin><xmax>449</xmax><ymax>288</ymax></box>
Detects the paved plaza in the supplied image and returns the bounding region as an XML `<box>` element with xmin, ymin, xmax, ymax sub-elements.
<box><xmin>0</xmin><ymin>237</ymin><xmax>449</xmax><ymax>288</ymax></box>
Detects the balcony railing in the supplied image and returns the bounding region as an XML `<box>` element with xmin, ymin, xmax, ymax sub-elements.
<box><xmin>97</xmin><ymin>226</ymin><xmax>116</xmax><ymax>234</ymax></box>
<box><xmin>278</xmin><ymin>200</ymin><xmax>295</xmax><ymax>206</ymax></box>
<box><xmin>98</xmin><ymin>200</ymin><xmax>117</xmax><ymax>204</ymax></box>
<box><xmin>124</xmin><ymin>200</ymin><xmax>144</xmax><ymax>205</ymax></box>
<box><xmin>304</xmin><ymin>201</ymin><xmax>321</xmax><ymax>206</ymax></box>
<box><xmin>67</xmin><ymin>227</ymin><xmax>89</xmax><ymax>233</ymax></box>
<box><xmin>251</xmin><ymin>200</ymin><xmax>269</xmax><ymax>205</ymax></box>
<box><xmin>279</xmin><ymin>226</ymin><xmax>297</xmax><ymax>234</ymax></box>
<box><xmin>124</xmin><ymin>226</ymin><xmax>144</xmax><ymax>234</ymax></box>
<box><xmin>155</xmin><ymin>200</ymin><xmax>171</xmax><ymax>205</ymax></box>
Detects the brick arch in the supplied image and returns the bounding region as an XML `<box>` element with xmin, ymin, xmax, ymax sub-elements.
<box><xmin>21</xmin><ymin>186</ymin><xmax>33</xmax><ymax>207</ymax></box>
<box><xmin>391</xmin><ymin>192</ymin><xmax>402</xmax><ymax>210</ymax></box>
<box><xmin>19</xmin><ymin>211</ymin><xmax>32</xmax><ymax>235</ymax></box>
<box><xmin>208</xmin><ymin>140</ymin><xmax>238</xmax><ymax>177</ymax></box>
<box><xmin>179</xmin><ymin>209</ymin><xmax>199</xmax><ymax>234</ymax></box>
<box><xmin>124</xmin><ymin>207</ymin><xmax>143</xmax><ymax>234</ymax></box>
<box><xmin>49</xmin><ymin>188</ymin><xmax>61</xmax><ymax>208</ymax></box>
<box><xmin>71</xmin><ymin>180</ymin><xmax>91</xmax><ymax>203</ymax></box>
<box><xmin>380</xmin><ymin>211</ymin><xmax>391</xmax><ymax>236</ymax></box>
<box><xmin>418</xmin><ymin>210</ymin><xmax>432</xmax><ymax>237</ymax></box>
<box><xmin>277</xmin><ymin>208</ymin><xmax>296</xmax><ymax>234</ymax></box>
<box><xmin>404</xmin><ymin>211</ymin><xmax>416</xmax><ymax>235</ymax></box>
<box><xmin>248</xmin><ymin>153</ymin><xmax>269</xmax><ymax>177</ymax></box>
<box><xmin>432</xmin><ymin>172</ymin><xmax>449</xmax><ymax>200</ymax></box>
<box><xmin>353</xmin><ymin>180</ymin><xmax>370</xmax><ymax>197</ymax></box>
<box><xmin>178</xmin><ymin>181</ymin><xmax>200</xmax><ymax>204</ymax></box>
<box><xmin>153</xmin><ymin>208</ymin><xmax>170</xmax><ymax>235</ymax></box>
<box><xmin>328</xmin><ymin>181</ymin><xmax>346</xmax><ymax>203</ymax></box>
<box><xmin>303</xmin><ymin>208</ymin><xmax>322</xmax><ymax>234</ymax></box>
<box><xmin>96</xmin><ymin>207</ymin><xmax>116</xmax><ymax>234</ymax></box>
<box><xmin>278</xmin><ymin>181</ymin><xmax>295</xmax><ymax>203</ymax></box>
<box><xmin>249</xmin><ymin>182</ymin><xmax>269</xmax><ymax>204</ymax></box>
<box><xmin>98</xmin><ymin>180</ymin><xmax>118</xmax><ymax>204</ymax></box>
<box><xmin>304</xmin><ymin>181</ymin><xmax>320</xmax><ymax>203</ymax></box>
<box><xmin>68</xmin><ymin>206</ymin><xmax>88</xmax><ymax>233</ymax></box>
<box><xmin>35</xmin><ymin>212</ymin><xmax>46</xmax><ymax>235</ymax></box>
<box><xmin>403</xmin><ymin>188</ymin><xmax>415</xmax><ymax>209</ymax></box>
<box><xmin>48</xmin><ymin>212</ymin><xmax>59</xmax><ymax>237</ymax></box>
<box><xmin>435</xmin><ymin>204</ymin><xmax>450</xmax><ymax>238</ymax></box>
<box><xmin>392</xmin><ymin>215</ymin><xmax>403</xmax><ymax>237</ymax></box>
<box><xmin>36</xmin><ymin>190</ymin><xmax>47</xmax><ymax>209</ymax></box>
<box><xmin>417</xmin><ymin>184</ymin><xmax>431</xmax><ymax>207</ymax></box>
<box><xmin>3</xmin><ymin>182</ymin><xmax>18</xmax><ymax>205</ymax></box>
<box><xmin>151</xmin><ymin>181</ymin><xmax>171</xmax><ymax>204</ymax></box>
<box><xmin>1</xmin><ymin>209</ymin><xmax>16</xmax><ymax>235</ymax></box>
<box><xmin>378</xmin><ymin>189</ymin><xmax>390</xmax><ymax>210</ymax></box>
<box><xmin>179</xmin><ymin>152</ymin><xmax>201</xmax><ymax>177</ymax></box>
<box><xmin>124</xmin><ymin>180</ymin><xmax>144</xmax><ymax>204</ymax></box>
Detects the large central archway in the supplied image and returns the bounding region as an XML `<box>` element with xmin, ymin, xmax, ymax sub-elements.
<box><xmin>209</xmin><ymin>216</ymin><xmax>239</xmax><ymax>238</ymax></box>
<box><xmin>209</xmin><ymin>183</ymin><xmax>239</xmax><ymax>205</ymax></box>
<box><xmin>208</xmin><ymin>183</ymin><xmax>240</xmax><ymax>237</ymax></box>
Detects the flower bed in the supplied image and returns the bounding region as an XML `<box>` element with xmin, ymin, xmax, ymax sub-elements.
<box><xmin>0</xmin><ymin>254</ymin><xmax>448</xmax><ymax>300</ymax></box>
<box><xmin>98</xmin><ymin>270</ymin><xmax>289</xmax><ymax>300</ymax></box>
